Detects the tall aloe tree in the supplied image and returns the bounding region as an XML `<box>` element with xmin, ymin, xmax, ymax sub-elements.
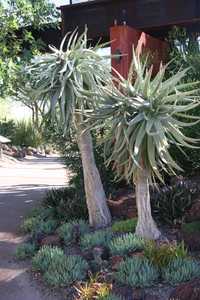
<box><xmin>88</xmin><ymin>51</ymin><xmax>200</xmax><ymax>239</ymax></box>
<box><xmin>24</xmin><ymin>30</ymin><xmax>111</xmax><ymax>228</ymax></box>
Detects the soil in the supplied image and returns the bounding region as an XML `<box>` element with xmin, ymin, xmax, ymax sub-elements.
<box><xmin>0</xmin><ymin>155</ymin><xmax>68</xmax><ymax>300</ymax></box>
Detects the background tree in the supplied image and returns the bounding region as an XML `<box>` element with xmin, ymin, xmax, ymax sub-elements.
<box><xmin>88</xmin><ymin>51</ymin><xmax>200</xmax><ymax>239</ymax></box>
<box><xmin>23</xmin><ymin>31</ymin><xmax>112</xmax><ymax>228</ymax></box>
<box><xmin>167</xmin><ymin>26</ymin><xmax>200</xmax><ymax>174</ymax></box>
<box><xmin>0</xmin><ymin>0</ymin><xmax>59</xmax><ymax>97</ymax></box>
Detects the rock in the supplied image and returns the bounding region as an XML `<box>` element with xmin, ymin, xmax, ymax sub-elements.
<box><xmin>27</xmin><ymin>149</ymin><xmax>33</xmax><ymax>156</ymax></box>
<box><xmin>169</xmin><ymin>278</ymin><xmax>200</xmax><ymax>300</ymax></box>
<box><xmin>108</xmin><ymin>189</ymin><xmax>137</xmax><ymax>219</ymax></box>
<box><xmin>111</xmin><ymin>255</ymin><xmax>124</xmax><ymax>270</ymax></box>
<box><xmin>186</xmin><ymin>200</ymin><xmax>200</xmax><ymax>222</ymax></box>
<box><xmin>40</xmin><ymin>234</ymin><xmax>60</xmax><ymax>247</ymax></box>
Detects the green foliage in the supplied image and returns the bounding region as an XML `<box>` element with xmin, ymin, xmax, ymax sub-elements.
<box><xmin>12</xmin><ymin>120</ymin><xmax>42</xmax><ymax>147</ymax></box>
<box><xmin>167</xmin><ymin>26</ymin><xmax>200</xmax><ymax>83</ymax></box>
<box><xmin>112</xmin><ymin>218</ymin><xmax>137</xmax><ymax>233</ymax></box>
<box><xmin>162</xmin><ymin>258</ymin><xmax>200</xmax><ymax>285</ymax></box>
<box><xmin>0</xmin><ymin>118</ymin><xmax>43</xmax><ymax>147</ymax></box>
<box><xmin>24</xmin><ymin>30</ymin><xmax>111</xmax><ymax>136</ymax></box>
<box><xmin>21</xmin><ymin>216</ymin><xmax>41</xmax><ymax>234</ymax></box>
<box><xmin>32</xmin><ymin>246</ymin><xmax>65</xmax><ymax>273</ymax></box>
<box><xmin>42</xmin><ymin>186</ymin><xmax>88</xmax><ymax>221</ymax></box>
<box><xmin>182</xmin><ymin>221</ymin><xmax>200</xmax><ymax>234</ymax></box>
<box><xmin>115</xmin><ymin>257</ymin><xmax>159</xmax><ymax>288</ymax></box>
<box><xmin>0</xmin><ymin>0</ymin><xmax>59</xmax><ymax>96</ymax></box>
<box><xmin>15</xmin><ymin>243</ymin><xmax>36</xmax><ymax>260</ymax></box>
<box><xmin>89</xmin><ymin>49</ymin><xmax>200</xmax><ymax>183</ymax></box>
<box><xmin>0</xmin><ymin>119</ymin><xmax>15</xmax><ymax>138</ymax></box>
<box><xmin>34</xmin><ymin>219</ymin><xmax>58</xmax><ymax>235</ymax></box>
<box><xmin>109</xmin><ymin>233</ymin><xmax>145</xmax><ymax>256</ymax></box>
<box><xmin>151</xmin><ymin>181</ymin><xmax>198</xmax><ymax>225</ymax></box>
<box><xmin>75</xmin><ymin>274</ymin><xmax>121</xmax><ymax>300</ymax></box>
<box><xmin>80</xmin><ymin>229</ymin><xmax>113</xmax><ymax>249</ymax></box>
<box><xmin>144</xmin><ymin>241</ymin><xmax>188</xmax><ymax>268</ymax></box>
<box><xmin>58</xmin><ymin>220</ymin><xmax>90</xmax><ymax>245</ymax></box>
<box><xmin>75</xmin><ymin>274</ymin><xmax>111</xmax><ymax>300</ymax></box>
<box><xmin>167</xmin><ymin>26</ymin><xmax>200</xmax><ymax>175</ymax></box>
<box><xmin>43</xmin><ymin>255</ymin><xmax>88</xmax><ymax>287</ymax></box>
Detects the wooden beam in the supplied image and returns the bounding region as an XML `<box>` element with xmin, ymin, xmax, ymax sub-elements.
<box><xmin>60</xmin><ymin>0</ymin><xmax>200</xmax><ymax>41</ymax></box>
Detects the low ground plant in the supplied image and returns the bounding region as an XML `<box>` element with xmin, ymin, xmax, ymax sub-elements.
<box><xmin>144</xmin><ymin>241</ymin><xmax>188</xmax><ymax>268</ymax></box>
<box><xmin>109</xmin><ymin>233</ymin><xmax>145</xmax><ymax>256</ymax></box>
<box><xmin>34</xmin><ymin>219</ymin><xmax>58</xmax><ymax>236</ymax></box>
<box><xmin>32</xmin><ymin>246</ymin><xmax>65</xmax><ymax>272</ymax></box>
<box><xmin>15</xmin><ymin>243</ymin><xmax>36</xmax><ymax>260</ymax></box>
<box><xmin>115</xmin><ymin>257</ymin><xmax>159</xmax><ymax>288</ymax></box>
<box><xmin>80</xmin><ymin>229</ymin><xmax>113</xmax><ymax>249</ymax></box>
<box><xmin>21</xmin><ymin>216</ymin><xmax>41</xmax><ymax>233</ymax></box>
<box><xmin>43</xmin><ymin>255</ymin><xmax>89</xmax><ymax>287</ymax></box>
<box><xmin>42</xmin><ymin>187</ymin><xmax>88</xmax><ymax>221</ymax></box>
<box><xmin>111</xmin><ymin>218</ymin><xmax>137</xmax><ymax>233</ymax></box>
<box><xmin>151</xmin><ymin>181</ymin><xmax>198</xmax><ymax>225</ymax></box>
<box><xmin>58</xmin><ymin>219</ymin><xmax>90</xmax><ymax>245</ymax></box>
<box><xmin>162</xmin><ymin>258</ymin><xmax>200</xmax><ymax>285</ymax></box>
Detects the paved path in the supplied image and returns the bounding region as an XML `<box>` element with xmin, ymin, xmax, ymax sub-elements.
<box><xmin>0</xmin><ymin>156</ymin><xmax>67</xmax><ymax>300</ymax></box>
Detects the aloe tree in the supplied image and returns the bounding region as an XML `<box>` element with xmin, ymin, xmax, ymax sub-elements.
<box><xmin>24</xmin><ymin>31</ymin><xmax>111</xmax><ymax>228</ymax></box>
<box><xmin>88</xmin><ymin>51</ymin><xmax>200</xmax><ymax>239</ymax></box>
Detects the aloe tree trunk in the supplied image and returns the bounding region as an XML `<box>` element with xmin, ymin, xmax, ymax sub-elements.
<box><xmin>75</xmin><ymin>116</ymin><xmax>111</xmax><ymax>229</ymax></box>
<box><xmin>135</xmin><ymin>168</ymin><xmax>161</xmax><ymax>240</ymax></box>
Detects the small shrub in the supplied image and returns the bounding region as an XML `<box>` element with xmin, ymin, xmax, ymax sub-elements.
<box><xmin>21</xmin><ymin>216</ymin><xmax>41</xmax><ymax>233</ymax></box>
<box><xmin>80</xmin><ymin>229</ymin><xmax>113</xmax><ymax>249</ymax></box>
<box><xmin>162</xmin><ymin>258</ymin><xmax>200</xmax><ymax>285</ymax></box>
<box><xmin>96</xmin><ymin>283</ymin><xmax>111</xmax><ymax>298</ymax></box>
<box><xmin>32</xmin><ymin>246</ymin><xmax>65</xmax><ymax>272</ymax></box>
<box><xmin>15</xmin><ymin>243</ymin><xmax>36</xmax><ymax>260</ymax></box>
<box><xmin>76</xmin><ymin>281</ymin><xmax>111</xmax><ymax>300</ymax></box>
<box><xmin>43</xmin><ymin>255</ymin><xmax>88</xmax><ymax>287</ymax></box>
<box><xmin>58</xmin><ymin>219</ymin><xmax>90</xmax><ymax>245</ymax></box>
<box><xmin>13</xmin><ymin>120</ymin><xmax>42</xmax><ymax>147</ymax></box>
<box><xmin>42</xmin><ymin>187</ymin><xmax>88</xmax><ymax>221</ymax></box>
<box><xmin>109</xmin><ymin>233</ymin><xmax>145</xmax><ymax>256</ymax></box>
<box><xmin>115</xmin><ymin>257</ymin><xmax>159</xmax><ymax>288</ymax></box>
<box><xmin>76</xmin><ymin>274</ymin><xmax>116</xmax><ymax>300</ymax></box>
<box><xmin>112</xmin><ymin>218</ymin><xmax>137</xmax><ymax>233</ymax></box>
<box><xmin>151</xmin><ymin>181</ymin><xmax>199</xmax><ymax>225</ymax></box>
<box><xmin>144</xmin><ymin>241</ymin><xmax>188</xmax><ymax>268</ymax></box>
<box><xmin>182</xmin><ymin>221</ymin><xmax>200</xmax><ymax>234</ymax></box>
<box><xmin>35</xmin><ymin>219</ymin><xmax>58</xmax><ymax>235</ymax></box>
<box><xmin>26</xmin><ymin>207</ymin><xmax>54</xmax><ymax>220</ymax></box>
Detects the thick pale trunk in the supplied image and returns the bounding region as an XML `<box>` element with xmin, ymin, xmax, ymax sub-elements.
<box><xmin>135</xmin><ymin>168</ymin><xmax>161</xmax><ymax>240</ymax></box>
<box><xmin>76</xmin><ymin>122</ymin><xmax>111</xmax><ymax>228</ymax></box>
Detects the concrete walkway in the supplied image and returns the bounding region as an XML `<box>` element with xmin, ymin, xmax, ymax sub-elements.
<box><xmin>0</xmin><ymin>156</ymin><xmax>67</xmax><ymax>300</ymax></box>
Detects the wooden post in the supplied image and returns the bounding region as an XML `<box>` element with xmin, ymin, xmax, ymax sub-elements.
<box><xmin>110</xmin><ymin>25</ymin><xmax>141</xmax><ymax>79</ymax></box>
<box><xmin>110</xmin><ymin>24</ymin><xmax>168</xmax><ymax>79</ymax></box>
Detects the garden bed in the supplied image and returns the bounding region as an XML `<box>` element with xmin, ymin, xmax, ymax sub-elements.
<box><xmin>15</xmin><ymin>192</ymin><xmax>200</xmax><ymax>300</ymax></box>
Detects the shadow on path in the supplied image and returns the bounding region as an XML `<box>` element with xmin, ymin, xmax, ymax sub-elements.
<box><xmin>0</xmin><ymin>156</ymin><xmax>66</xmax><ymax>300</ymax></box>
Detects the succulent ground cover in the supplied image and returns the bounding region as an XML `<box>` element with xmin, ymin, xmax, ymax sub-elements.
<box><xmin>15</xmin><ymin>201</ymin><xmax>200</xmax><ymax>300</ymax></box>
